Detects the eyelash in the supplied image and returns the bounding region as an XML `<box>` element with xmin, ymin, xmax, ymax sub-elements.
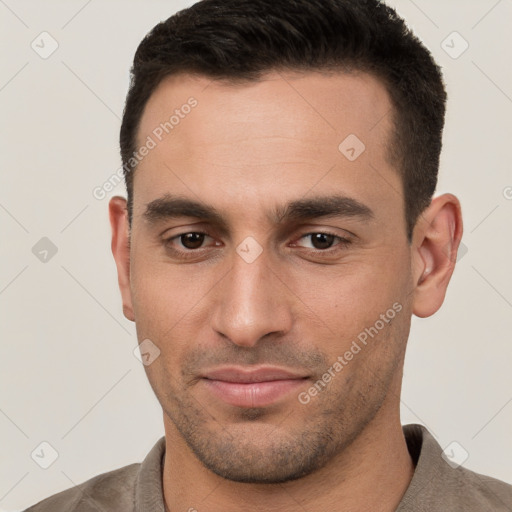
<box><xmin>163</xmin><ymin>230</ymin><xmax>352</xmax><ymax>259</ymax></box>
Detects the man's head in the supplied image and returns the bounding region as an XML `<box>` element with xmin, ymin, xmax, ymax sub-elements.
<box><xmin>110</xmin><ymin>0</ymin><xmax>462</xmax><ymax>485</ymax></box>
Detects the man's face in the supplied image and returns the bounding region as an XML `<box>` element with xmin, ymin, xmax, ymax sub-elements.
<box><xmin>125</xmin><ymin>71</ymin><xmax>415</xmax><ymax>482</ymax></box>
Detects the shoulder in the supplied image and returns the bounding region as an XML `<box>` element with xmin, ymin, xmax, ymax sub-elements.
<box><xmin>400</xmin><ymin>424</ymin><xmax>512</xmax><ymax>511</ymax></box>
<box><xmin>447</xmin><ymin>464</ymin><xmax>512</xmax><ymax>510</ymax></box>
<box><xmin>23</xmin><ymin>462</ymin><xmax>140</xmax><ymax>512</ymax></box>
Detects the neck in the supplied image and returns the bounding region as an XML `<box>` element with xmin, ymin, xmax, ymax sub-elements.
<box><xmin>162</xmin><ymin>403</ymin><xmax>415</xmax><ymax>512</ymax></box>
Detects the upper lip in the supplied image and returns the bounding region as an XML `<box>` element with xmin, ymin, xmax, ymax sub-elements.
<box><xmin>201</xmin><ymin>366</ymin><xmax>309</xmax><ymax>383</ymax></box>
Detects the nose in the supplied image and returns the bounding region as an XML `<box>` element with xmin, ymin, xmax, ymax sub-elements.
<box><xmin>210</xmin><ymin>247</ymin><xmax>293</xmax><ymax>348</ymax></box>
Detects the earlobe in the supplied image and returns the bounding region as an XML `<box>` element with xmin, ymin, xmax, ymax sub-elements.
<box><xmin>411</xmin><ymin>194</ymin><xmax>463</xmax><ymax>318</ymax></box>
<box><xmin>109</xmin><ymin>196</ymin><xmax>135</xmax><ymax>322</ymax></box>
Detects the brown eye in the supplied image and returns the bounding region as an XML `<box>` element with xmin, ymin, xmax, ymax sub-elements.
<box><xmin>309</xmin><ymin>233</ymin><xmax>336</xmax><ymax>250</ymax></box>
<box><xmin>295</xmin><ymin>232</ymin><xmax>350</xmax><ymax>251</ymax></box>
<box><xmin>179</xmin><ymin>232</ymin><xmax>206</xmax><ymax>249</ymax></box>
<box><xmin>163</xmin><ymin>231</ymin><xmax>220</xmax><ymax>260</ymax></box>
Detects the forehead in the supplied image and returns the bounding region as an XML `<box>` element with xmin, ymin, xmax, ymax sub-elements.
<box><xmin>132</xmin><ymin>70</ymin><xmax>401</xmax><ymax>228</ymax></box>
<box><xmin>137</xmin><ymin>69</ymin><xmax>394</xmax><ymax>149</ymax></box>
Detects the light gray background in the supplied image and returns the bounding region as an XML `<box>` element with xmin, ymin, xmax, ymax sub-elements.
<box><xmin>1</xmin><ymin>0</ymin><xmax>511</xmax><ymax>510</ymax></box>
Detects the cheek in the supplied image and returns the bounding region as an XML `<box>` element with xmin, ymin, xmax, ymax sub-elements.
<box><xmin>130</xmin><ymin>260</ymin><xmax>218</xmax><ymax>371</ymax></box>
<box><xmin>287</xmin><ymin>257</ymin><xmax>410</xmax><ymax>363</ymax></box>
<box><xmin>130</xmin><ymin>256</ymin><xmax>209</xmax><ymax>323</ymax></box>
<box><xmin>296</xmin><ymin>260</ymin><xmax>404</xmax><ymax>319</ymax></box>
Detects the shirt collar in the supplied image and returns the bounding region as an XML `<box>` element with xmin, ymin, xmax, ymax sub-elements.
<box><xmin>135</xmin><ymin>436</ymin><xmax>166</xmax><ymax>512</ymax></box>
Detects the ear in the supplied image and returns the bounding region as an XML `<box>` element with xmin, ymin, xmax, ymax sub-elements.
<box><xmin>109</xmin><ymin>196</ymin><xmax>135</xmax><ymax>322</ymax></box>
<box><xmin>411</xmin><ymin>193</ymin><xmax>463</xmax><ymax>318</ymax></box>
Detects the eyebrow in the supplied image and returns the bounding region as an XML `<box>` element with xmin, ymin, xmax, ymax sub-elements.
<box><xmin>142</xmin><ymin>193</ymin><xmax>374</xmax><ymax>229</ymax></box>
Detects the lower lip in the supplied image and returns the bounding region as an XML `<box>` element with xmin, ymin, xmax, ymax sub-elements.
<box><xmin>202</xmin><ymin>378</ymin><xmax>307</xmax><ymax>408</ymax></box>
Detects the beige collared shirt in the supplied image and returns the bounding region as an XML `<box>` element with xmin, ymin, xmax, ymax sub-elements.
<box><xmin>24</xmin><ymin>424</ymin><xmax>512</xmax><ymax>511</ymax></box>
